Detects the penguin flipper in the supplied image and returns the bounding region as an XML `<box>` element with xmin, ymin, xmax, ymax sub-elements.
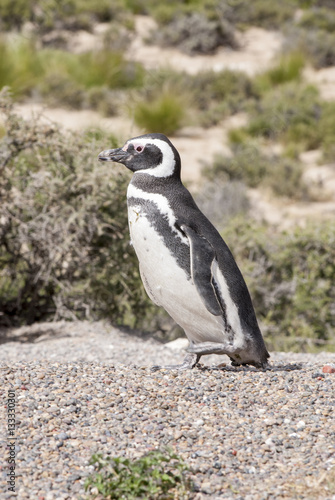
<box><xmin>180</xmin><ymin>224</ymin><xmax>223</xmax><ymax>317</ymax></box>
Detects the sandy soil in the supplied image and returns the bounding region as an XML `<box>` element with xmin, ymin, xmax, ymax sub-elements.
<box><xmin>249</xmin><ymin>189</ymin><xmax>335</xmax><ymax>229</ymax></box>
<box><xmin>304</xmin><ymin>66</ymin><xmax>335</xmax><ymax>101</ymax></box>
<box><xmin>15</xmin><ymin>103</ymin><xmax>141</xmax><ymax>137</ymax></box>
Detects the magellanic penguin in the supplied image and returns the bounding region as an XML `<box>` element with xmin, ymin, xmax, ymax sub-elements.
<box><xmin>98</xmin><ymin>133</ymin><xmax>269</xmax><ymax>370</ymax></box>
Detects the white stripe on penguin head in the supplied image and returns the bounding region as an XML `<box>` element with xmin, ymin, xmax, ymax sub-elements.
<box><xmin>127</xmin><ymin>138</ymin><xmax>176</xmax><ymax>178</ymax></box>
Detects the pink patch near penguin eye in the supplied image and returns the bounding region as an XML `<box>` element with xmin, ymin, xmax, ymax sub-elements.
<box><xmin>128</xmin><ymin>142</ymin><xmax>144</xmax><ymax>152</ymax></box>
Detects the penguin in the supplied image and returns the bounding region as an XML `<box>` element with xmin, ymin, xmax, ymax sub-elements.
<box><xmin>98</xmin><ymin>133</ymin><xmax>269</xmax><ymax>370</ymax></box>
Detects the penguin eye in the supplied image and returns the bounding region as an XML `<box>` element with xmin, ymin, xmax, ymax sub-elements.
<box><xmin>135</xmin><ymin>145</ymin><xmax>144</xmax><ymax>153</ymax></box>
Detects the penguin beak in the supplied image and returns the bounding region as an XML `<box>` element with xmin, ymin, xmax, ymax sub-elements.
<box><xmin>98</xmin><ymin>147</ymin><xmax>129</xmax><ymax>164</ymax></box>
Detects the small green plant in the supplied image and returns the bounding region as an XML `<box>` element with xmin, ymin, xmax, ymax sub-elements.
<box><xmin>133</xmin><ymin>91</ymin><xmax>186</xmax><ymax>136</ymax></box>
<box><xmin>191</xmin><ymin>68</ymin><xmax>256</xmax><ymax>125</ymax></box>
<box><xmin>0</xmin><ymin>0</ymin><xmax>132</xmax><ymax>32</ymax></box>
<box><xmin>205</xmin><ymin>145</ymin><xmax>269</xmax><ymax>189</ymax></box>
<box><xmin>285</xmin><ymin>25</ymin><xmax>335</xmax><ymax>69</ymax></box>
<box><xmin>141</xmin><ymin>0</ymin><xmax>214</xmax><ymax>25</ymax></box>
<box><xmin>243</xmin><ymin>83</ymin><xmax>323</xmax><ymax>150</ymax></box>
<box><xmin>297</xmin><ymin>6</ymin><xmax>335</xmax><ymax>32</ymax></box>
<box><xmin>85</xmin><ymin>448</ymin><xmax>192</xmax><ymax>499</ymax></box>
<box><xmin>322</xmin><ymin>102</ymin><xmax>335</xmax><ymax>162</ymax></box>
<box><xmin>0</xmin><ymin>36</ymin><xmax>144</xmax><ymax>106</ymax></box>
<box><xmin>137</xmin><ymin>67</ymin><xmax>255</xmax><ymax>128</ymax></box>
<box><xmin>149</xmin><ymin>11</ymin><xmax>237</xmax><ymax>55</ymax></box>
<box><xmin>264</xmin><ymin>155</ymin><xmax>305</xmax><ymax>198</ymax></box>
<box><xmin>0</xmin><ymin>37</ymin><xmax>44</xmax><ymax>98</ymax></box>
<box><xmin>0</xmin><ymin>0</ymin><xmax>32</xmax><ymax>30</ymax></box>
<box><xmin>254</xmin><ymin>51</ymin><xmax>305</xmax><ymax>93</ymax></box>
<box><xmin>37</xmin><ymin>47</ymin><xmax>144</xmax><ymax>93</ymax></box>
<box><xmin>146</xmin><ymin>0</ymin><xmax>296</xmax><ymax>31</ymax></box>
<box><xmin>221</xmin><ymin>0</ymin><xmax>295</xmax><ymax>30</ymax></box>
<box><xmin>71</xmin><ymin>50</ymin><xmax>144</xmax><ymax>90</ymax></box>
<box><xmin>234</xmin><ymin>81</ymin><xmax>335</xmax><ymax>156</ymax></box>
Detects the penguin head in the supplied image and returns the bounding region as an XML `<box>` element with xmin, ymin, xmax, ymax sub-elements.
<box><xmin>98</xmin><ymin>133</ymin><xmax>181</xmax><ymax>178</ymax></box>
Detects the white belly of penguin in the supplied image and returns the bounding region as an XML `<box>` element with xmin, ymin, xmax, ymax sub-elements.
<box><xmin>127</xmin><ymin>204</ymin><xmax>228</xmax><ymax>345</ymax></box>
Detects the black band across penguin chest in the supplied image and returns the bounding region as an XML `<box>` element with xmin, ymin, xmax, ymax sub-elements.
<box><xmin>127</xmin><ymin>194</ymin><xmax>191</xmax><ymax>278</ymax></box>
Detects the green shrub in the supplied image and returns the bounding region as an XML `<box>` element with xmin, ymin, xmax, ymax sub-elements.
<box><xmin>0</xmin><ymin>89</ymin><xmax>156</xmax><ymax>327</ymax></box>
<box><xmin>38</xmin><ymin>48</ymin><xmax>144</xmax><ymax>92</ymax></box>
<box><xmin>85</xmin><ymin>87</ymin><xmax>121</xmax><ymax>117</ymax></box>
<box><xmin>300</xmin><ymin>0</ymin><xmax>335</xmax><ymax>6</ymax></box>
<box><xmin>75</xmin><ymin>0</ymin><xmax>125</xmax><ymax>23</ymax></box>
<box><xmin>254</xmin><ymin>51</ymin><xmax>306</xmax><ymax>93</ymax></box>
<box><xmin>51</xmin><ymin>50</ymin><xmax>140</xmax><ymax>106</ymax></box>
<box><xmin>39</xmin><ymin>73</ymin><xmax>86</xmax><ymax>109</ymax></box>
<box><xmin>298</xmin><ymin>7</ymin><xmax>335</xmax><ymax>32</ymax></box>
<box><xmin>136</xmin><ymin>67</ymin><xmax>255</xmax><ymax>128</ymax></box>
<box><xmin>205</xmin><ymin>145</ymin><xmax>269</xmax><ymax>188</ymax></box>
<box><xmin>313</xmin><ymin>101</ymin><xmax>335</xmax><ymax>162</ymax></box>
<box><xmin>133</xmin><ymin>92</ymin><xmax>186</xmax><ymax>136</ymax></box>
<box><xmin>221</xmin><ymin>0</ymin><xmax>295</xmax><ymax>30</ymax></box>
<box><xmin>223</xmin><ymin>218</ymin><xmax>335</xmax><ymax>352</ymax></box>
<box><xmin>0</xmin><ymin>0</ymin><xmax>132</xmax><ymax>32</ymax></box>
<box><xmin>264</xmin><ymin>156</ymin><xmax>305</xmax><ymax>198</ymax></box>
<box><xmin>245</xmin><ymin>83</ymin><xmax>322</xmax><ymax>149</ymax></box>
<box><xmin>149</xmin><ymin>11</ymin><xmax>237</xmax><ymax>55</ymax></box>
<box><xmin>144</xmin><ymin>0</ymin><xmax>295</xmax><ymax>30</ymax></box>
<box><xmin>101</xmin><ymin>21</ymin><xmax>135</xmax><ymax>51</ymax></box>
<box><xmin>285</xmin><ymin>26</ymin><xmax>335</xmax><ymax>69</ymax></box>
<box><xmin>237</xmin><ymin>82</ymin><xmax>335</xmax><ymax>156</ymax></box>
<box><xmin>141</xmin><ymin>68</ymin><xmax>256</xmax><ymax>128</ymax></box>
<box><xmin>31</xmin><ymin>0</ymin><xmax>81</xmax><ymax>32</ymax></box>
<box><xmin>203</xmin><ymin>142</ymin><xmax>308</xmax><ymax>199</ymax></box>
<box><xmin>85</xmin><ymin>448</ymin><xmax>192</xmax><ymax>499</ymax></box>
<box><xmin>139</xmin><ymin>0</ymin><xmax>209</xmax><ymax>24</ymax></box>
<box><xmin>0</xmin><ymin>37</ymin><xmax>144</xmax><ymax>106</ymax></box>
<box><xmin>0</xmin><ymin>0</ymin><xmax>32</xmax><ymax>30</ymax></box>
<box><xmin>191</xmin><ymin>69</ymin><xmax>256</xmax><ymax>115</ymax></box>
<box><xmin>74</xmin><ymin>50</ymin><xmax>144</xmax><ymax>89</ymax></box>
<box><xmin>313</xmin><ymin>0</ymin><xmax>335</xmax><ymax>6</ymax></box>
<box><xmin>0</xmin><ymin>38</ymin><xmax>44</xmax><ymax>98</ymax></box>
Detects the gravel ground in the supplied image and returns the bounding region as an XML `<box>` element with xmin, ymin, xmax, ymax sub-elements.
<box><xmin>1</xmin><ymin>321</ymin><xmax>335</xmax><ymax>500</ymax></box>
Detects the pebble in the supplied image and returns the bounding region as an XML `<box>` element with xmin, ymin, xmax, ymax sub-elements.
<box><xmin>322</xmin><ymin>364</ymin><xmax>335</xmax><ymax>374</ymax></box>
<box><xmin>1</xmin><ymin>321</ymin><xmax>335</xmax><ymax>499</ymax></box>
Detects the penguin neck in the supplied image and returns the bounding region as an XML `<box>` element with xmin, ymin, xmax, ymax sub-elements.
<box><xmin>130</xmin><ymin>171</ymin><xmax>183</xmax><ymax>193</ymax></box>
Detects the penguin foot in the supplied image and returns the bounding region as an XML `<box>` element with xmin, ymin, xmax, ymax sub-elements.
<box><xmin>187</xmin><ymin>341</ymin><xmax>238</xmax><ymax>356</ymax></box>
<box><xmin>151</xmin><ymin>353</ymin><xmax>201</xmax><ymax>372</ymax></box>
<box><xmin>229</xmin><ymin>357</ymin><xmax>270</xmax><ymax>369</ymax></box>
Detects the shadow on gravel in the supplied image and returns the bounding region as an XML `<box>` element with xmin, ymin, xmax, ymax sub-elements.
<box><xmin>0</xmin><ymin>325</ymin><xmax>70</xmax><ymax>345</ymax></box>
<box><xmin>198</xmin><ymin>363</ymin><xmax>303</xmax><ymax>372</ymax></box>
